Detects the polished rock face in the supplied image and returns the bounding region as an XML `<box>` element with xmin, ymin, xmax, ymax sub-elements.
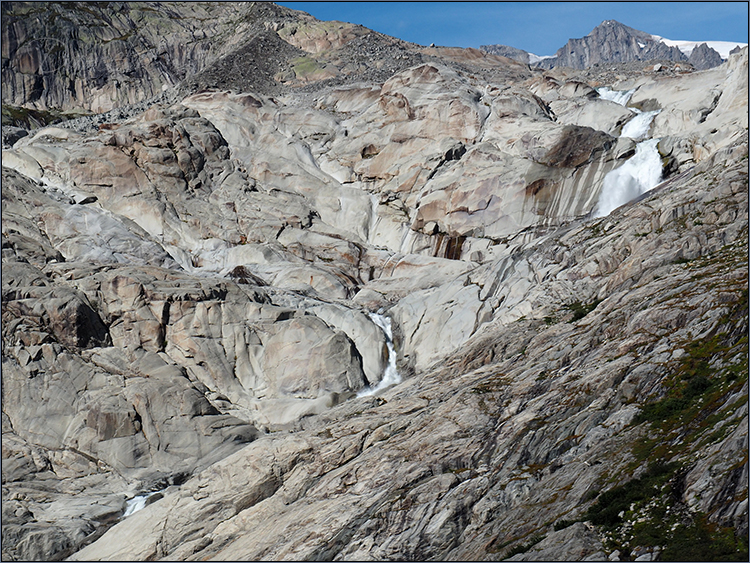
<box><xmin>1</xmin><ymin>3</ymin><xmax>748</xmax><ymax>561</ymax></box>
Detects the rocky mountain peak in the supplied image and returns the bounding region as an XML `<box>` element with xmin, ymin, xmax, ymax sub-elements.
<box><xmin>689</xmin><ymin>41</ymin><xmax>725</xmax><ymax>70</ymax></box>
<box><xmin>481</xmin><ymin>18</ymin><xmax>737</xmax><ymax>71</ymax></box>
<box><xmin>588</xmin><ymin>18</ymin><xmax>651</xmax><ymax>40</ymax></box>
<box><xmin>536</xmin><ymin>19</ymin><xmax>688</xmax><ymax>69</ymax></box>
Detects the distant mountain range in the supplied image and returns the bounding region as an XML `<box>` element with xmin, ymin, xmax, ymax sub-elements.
<box><xmin>482</xmin><ymin>20</ymin><xmax>747</xmax><ymax>70</ymax></box>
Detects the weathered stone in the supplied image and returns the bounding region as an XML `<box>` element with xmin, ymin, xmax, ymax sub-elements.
<box><xmin>262</xmin><ymin>316</ymin><xmax>367</xmax><ymax>398</ymax></box>
<box><xmin>506</xmin><ymin>523</ymin><xmax>605</xmax><ymax>561</ymax></box>
<box><xmin>529</xmin><ymin>20</ymin><xmax>689</xmax><ymax>70</ymax></box>
<box><xmin>2</xmin><ymin>5</ymin><xmax>748</xmax><ymax>562</ymax></box>
<box><xmin>688</xmin><ymin>42</ymin><xmax>724</xmax><ymax>70</ymax></box>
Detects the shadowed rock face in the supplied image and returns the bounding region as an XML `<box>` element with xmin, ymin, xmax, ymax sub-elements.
<box><xmin>1</xmin><ymin>3</ymin><xmax>748</xmax><ymax>562</ymax></box>
<box><xmin>688</xmin><ymin>42</ymin><xmax>725</xmax><ymax>70</ymax></box>
<box><xmin>545</xmin><ymin>21</ymin><xmax>691</xmax><ymax>70</ymax></box>
<box><xmin>480</xmin><ymin>44</ymin><xmax>534</xmax><ymax>65</ymax></box>
<box><xmin>6</xmin><ymin>287</ymin><xmax>110</xmax><ymax>348</ymax></box>
<box><xmin>0</xmin><ymin>1</ymin><xmax>307</xmax><ymax>113</ymax></box>
<box><xmin>537</xmin><ymin>125</ymin><xmax>615</xmax><ymax>168</ymax></box>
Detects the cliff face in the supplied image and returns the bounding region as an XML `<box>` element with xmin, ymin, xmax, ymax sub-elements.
<box><xmin>689</xmin><ymin>42</ymin><xmax>726</xmax><ymax>70</ymax></box>
<box><xmin>537</xmin><ymin>20</ymin><xmax>688</xmax><ymax>70</ymax></box>
<box><xmin>1</xmin><ymin>1</ymin><xmax>312</xmax><ymax>114</ymax></box>
<box><xmin>479</xmin><ymin>44</ymin><xmax>533</xmax><ymax>65</ymax></box>
<box><xmin>1</xmin><ymin>3</ymin><xmax>748</xmax><ymax>562</ymax></box>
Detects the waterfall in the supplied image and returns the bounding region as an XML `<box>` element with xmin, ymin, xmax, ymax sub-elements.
<box><xmin>398</xmin><ymin>224</ymin><xmax>417</xmax><ymax>254</ymax></box>
<box><xmin>621</xmin><ymin>109</ymin><xmax>661</xmax><ymax>140</ymax></box>
<box><xmin>122</xmin><ymin>491</ymin><xmax>160</xmax><ymax>518</ymax></box>
<box><xmin>597</xmin><ymin>85</ymin><xmax>660</xmax><ymax>139</ymax></box>
<box><xmin>597</xmin><ymin>86</ymin><xmax>636</xmax><ymax>106</ymax></box>
<box><xmin>594</xmin><ymin>87</ymin><xmax>663</xmax><ymax>218</ymax></box>
<box><xmin>594</xmin><ymin>138</ymin><xmax>662</xmax><ymax>217</ymax></box>
<box><xmin>357</xmin><ymin>312</ymin><xmax>401</xmax><ymax>397</ymax></box>
<box><xmin>367</xmin><ymin>194</ymin><xmax>380</xmax><ymax>244</ymax></box>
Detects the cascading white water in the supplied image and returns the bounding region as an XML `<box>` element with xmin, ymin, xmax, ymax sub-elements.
<box><xmin>594</xmin><ymin>138</ymin><xmax>662</xmax><ymax>217</ymax></box>
<box><xmin>398</xmin><ymin>224</ymin><xmax>417</xmax><ymax>254</ymax></box>
<box><xmin>594</xmin><ymin>87</ymin><xmax>663</xmax><ymax>217</ymax></box>
<box><xmin>357</xmin><ymin>312</ymin><xmax>401</xmax><ymax>397</ymax></box>
<box><xmin>596</xmin><ymin>86</ymin><xmax>636</xmax><ymax>106</ymax></box>
<box><xmin>122</xmin><ymin>491</ymin><xmax>160</xmax><ymax>518</ymax></box>
<box><xmin>621</xmin><ymin>109</ymin><xmax>661</xmax><ymax>140</ymax></box>
<box><xmin>597</xmin><ymin>85</ymin><xmax>660</xmax><ymax>139</ymax></box>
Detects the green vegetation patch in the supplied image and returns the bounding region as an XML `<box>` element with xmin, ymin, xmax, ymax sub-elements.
<box><xmin>2</xmin><ymin>104</ymin><xmax>90</xmax><ymax>129</ymax></box>
<box><xmin>599</xmin><ymin>282</ymin><xmax>748</xmax><ymax>560</ymax></box>
<box><xmin>656</xmin><ymin>515</ymin><xmax>747</xmax><ymax>562</ymax></box>
<box><xmin>584</xmin><ymin>462</ymin><xmax>747</xmax><ymax>560</ymax></box>
<box><xmin>584</xmin><ymin>461</ymin><xmax>678</xmax><ymax>527</ymax></box>
<box><xmin>565</xmin><ymin>299</ymin><xmax>602</xmax><ymax>322</ymax></box>
<box><xmin>580</xmin><ymin>233</ymin><xmax>748</xmax><ymax>561</ymax></box>
<box><xmin>635</xmin><ymin>291</ymin><xmax>748</xmax><ymax>429</ymax></box>
<box><xmin>292</xmin><ymin>56</ymin><xmax>324</xmax><ymax>78</ymax></box>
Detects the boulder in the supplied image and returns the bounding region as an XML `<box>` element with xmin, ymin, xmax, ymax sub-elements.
<box><xmin>262</xmin><ymin>316</ymin><xmax>367</xmax><ymax>398</ymax></box>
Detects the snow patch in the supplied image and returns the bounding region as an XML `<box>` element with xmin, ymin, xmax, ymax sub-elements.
<box><xmin>528</xmin><ymin>53</ymin><xmax>555</xmax><ymax>64</ymax></box>
<box><xmin>650</xmin><ymin>35</ymin><xmax>747</xmax><ymax>59</ymax></box>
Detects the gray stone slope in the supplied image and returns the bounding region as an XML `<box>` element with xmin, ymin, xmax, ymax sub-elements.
<box><xmin>67</xmin><ymin>141</ymin><xmax>748</xmax><ymax>561</ymax></box>
<box><xmin>1</xmin><ymin>3</ymin><xmax>748</xmax><ymax>561</ymax></box>
<box><xmin>1</xmin><ymin>1</ymin><xmax>300</xmax><ymax>114</ymax></box>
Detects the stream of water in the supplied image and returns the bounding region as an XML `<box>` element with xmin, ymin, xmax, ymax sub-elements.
<box><xmin>621</xmin><ymin>109</ymin><xmax>661</xmax><ymax>140</ymax></box>
<box><xmin>594</xmin><ymin>88</ymin><xmax>663</xmax><ymax>217</ymax></box>
<box><xmin>122</xmin><ymin>491</ymin><xmax>161</xmax><ymax>518</ymax></box>
<box><xmin>357</xmin><ymin>312</ymin><xmax>401</xmax><ymax>397</ymax></box>
<box><xmin>594</xmin><ymin>138</ymin><xmax>663</xmax><ymax>217</ymax></box>
<box><xmin>597</xmin><ymin>86</ymin><xmax>636</xmax><ymax>106</ymax></box>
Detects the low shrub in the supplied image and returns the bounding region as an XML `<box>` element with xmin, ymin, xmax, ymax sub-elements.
<box><xmin>584</xmin><ymin>462</ymin><xmax>678</xmax><ymax>527</ymax></box>
<box><xmin>565</xmin><ymin>299</ymin><xmax>602</xmax><ymax>322</ymax></box>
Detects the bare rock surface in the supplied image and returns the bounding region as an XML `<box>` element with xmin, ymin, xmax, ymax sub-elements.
<box><xmin>1</xmin><ymin>3</ymin><xmax>748</xmax><ymax>562</ymax></box>
<box><xmin>1</xmin><ymin>1</ymin><xmax>299</xmax><ymax>113</ymax></box>
<box><xmin>536</xmin><ymin>20</ymin><xmax>688</xmax><ymax>70</ymax></box>
<box><xmin>688</xmin><ymin>42</ymin><xmax>725</xmax><ymax>71</ymax></box>
<box><xmin>483</xmin><ymin>19</ymin><xmax>737</xmax><ymax>73</ymax></box>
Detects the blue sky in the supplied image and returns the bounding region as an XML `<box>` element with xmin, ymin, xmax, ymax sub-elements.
<box><xmin>277</xmin><ymin>2</ymin><xmax>749</xmax><ymax>56</ymax></box>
